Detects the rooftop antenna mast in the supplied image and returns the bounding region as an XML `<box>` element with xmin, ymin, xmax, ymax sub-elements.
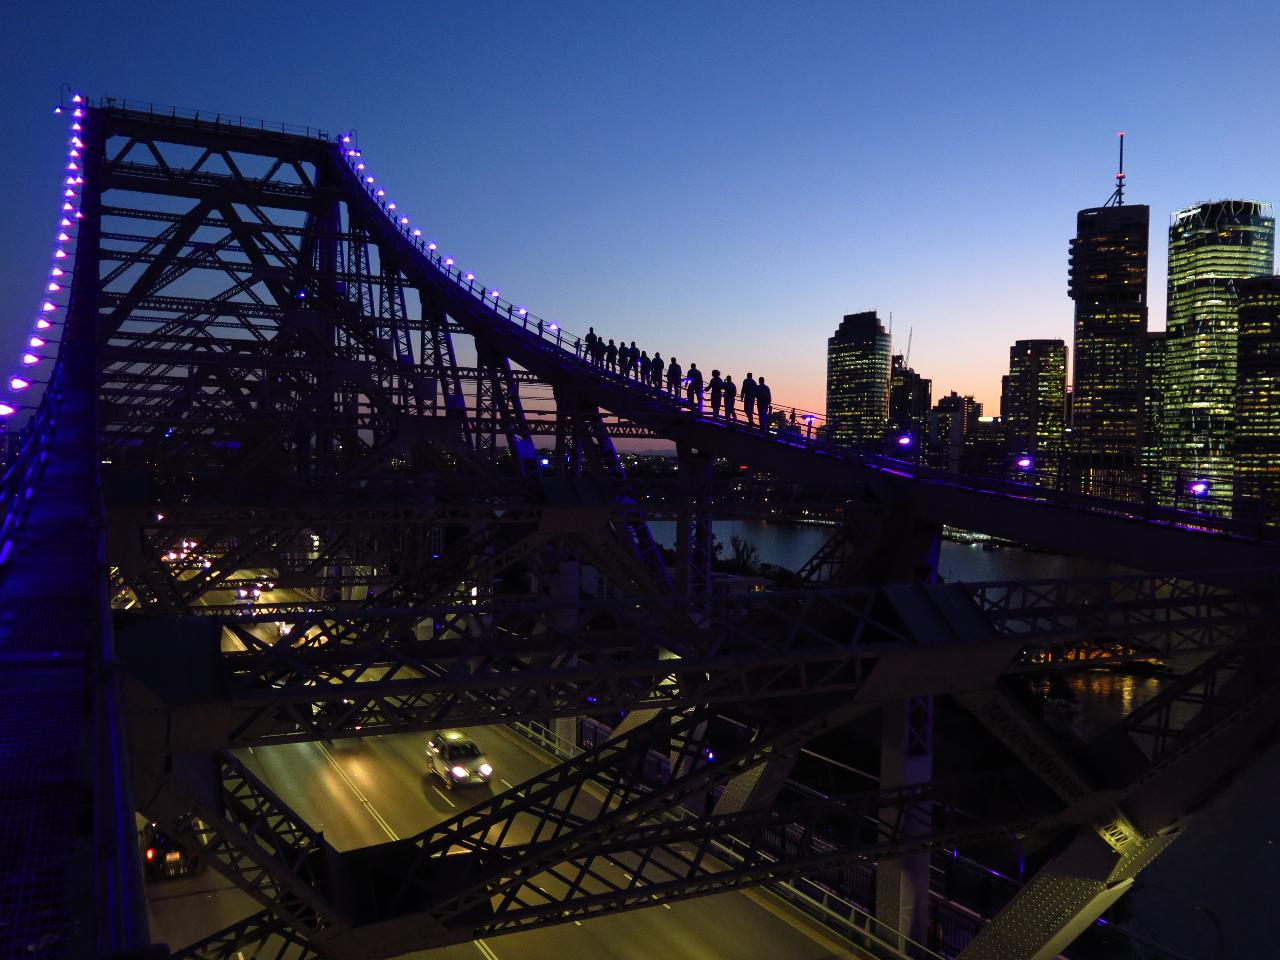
<box><xmin>905</xmin><ymin>327</ymin><xmax>913</xmax><ymax>368</ymax></box>
<box><xmin>1104</xmin><ymin>131</ymin><xmax>1126</xmax><ymax>207</ymax></box>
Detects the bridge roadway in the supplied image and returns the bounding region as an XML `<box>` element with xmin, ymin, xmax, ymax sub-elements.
<box><xmin>146</xmin><ymin>726</ymin><xmax>856</xmax><ymax>960</ymax></box>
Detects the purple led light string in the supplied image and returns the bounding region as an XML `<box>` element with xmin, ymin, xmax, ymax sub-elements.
<box><xmin>2</xmin><ymin>93</ymin><xmax>84</xmax><ymax>421</ymax></box>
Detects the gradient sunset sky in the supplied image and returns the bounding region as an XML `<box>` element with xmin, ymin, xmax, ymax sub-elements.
<box><xmin>2</xmin><ymin>1</ymin><xmax>1278</xmax><ymax>414</ymax></box>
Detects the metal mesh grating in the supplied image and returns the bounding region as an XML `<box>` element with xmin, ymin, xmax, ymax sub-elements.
<box><xmin>0</xmin><ymin>668</ymin><xmax>90</xmax><ymax>958</ymax></box>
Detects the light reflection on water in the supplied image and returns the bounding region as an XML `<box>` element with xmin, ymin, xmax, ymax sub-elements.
<box><xmin>647</xmin><ymin>520</ymin><xmax>1161</xmax><ymax>728</ymax></box>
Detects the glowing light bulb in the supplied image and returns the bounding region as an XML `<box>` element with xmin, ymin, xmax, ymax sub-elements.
<box><xmin>71</xmin><ymin>122</ymin><xmax>82</xmax><ymax>131</ymax></box>
<box><xmin>465</xmin><ymin>272</ymin><xmax>475</xmax><ymax>281</ymax></box>
<box><xmin>72</xmin><ymin>94</ymin><xmax>82</xmax><ymax>103</ymax></box>
<box><xmin>41</xmin><ymin>302</ymin><xmax>56</xmax><ymax>312</ymax></box>
<box><xmin>444</xmin><ymin>257</ymin><xmax>454</xmax><ymax>266</ymax></box>
<box><xmin>365</xmin><ymin>176</ymin><xmax>374</xmax><ymax>183</ymax></box>
<box><xmin>54</xmin><ymin>250</ymin><xmax>67</xmax><ymax>259</ymax></box>
<box><xmin>64</xmin><ymin>189</ymin><xmax>76</xmax><ymax>198</ymax></box>
<box><xmin>489</xmin><ymin>290</ymin><xmax>499</xmax><ymax>298</ymax></box>
<box><xmin>60</xmin><ymin>218</ymin><xmax>72</xmax><ymax>227</ymax></box>
<box><xmin>342</xmin><ymin>135</ymin><xmax>351</xmax><ymax>144</ymax></box>
<box><xmin>10</xmin><ymin>378</ymin><xmax>30</xmax><ymax>391</ymax></box>
<box><xmin>518</xmin><ymin>308</ymin><xmax>527</xmax><ymax>316</ymax></box>
<box><xmin>356</xmin><ymin>162</ymin><xmax>365</xmax><ymax>170</ymax></box>
<box><xmin>28</xmin><ymin>337</ymin><xmax>45</xmax><ymax>349</ymax></box>
<box><xmin>427</xmin><ymin>242</ymin><xmax>437</xmax><ymax>251</ymax></box>
<box><xmin>0</xmin><ymin>403</ymin><xmax>17</xmax><ymax>417</ymax></box>
<box><xmin>387</xmin><ymin>202</ymin><xmax>396</xmax><ymax>210</ymax></box>
<box><xmin>399</xmin><ymin>216</ymin><xmax>409</xmax><ymax>224</ymax></box>
<box><xmin>57</xmin><ymin>233</ymin><xmax>69</xmax><ymax>242</ymax></box>
<box><xmin>35</xmin><ymin>318</ymin><xmax>52</xmax><ymax>330</ymax></box>
<box><xmin>412</xmin><ymin>229</ymin><xmax>422</xmax><ymax>237</ymax></box>
<box><xmin>376</xmin><ymin>188</ymin><xmax>385</xmax><ymax>197</ymax></box>
<box><xmin>22</xmin><ymin>353</ymin><xmax>41</xmax><ymax>366</ymax></box>
<box><xmin>47</xmin><ymin>282</ymin><xmax>60</xmax><ymax>292</ymax></box>
<box><xmin>50</xmin><ymin>267</ymin><xmax>64</xmax><ymax>277</ymax></box>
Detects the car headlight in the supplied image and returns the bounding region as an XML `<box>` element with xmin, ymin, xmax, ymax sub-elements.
<box><xmin>451</xmin><ymin>766</ymin><xmax>468</xmax><ymax>779</ymax></box>
<box><xmin>479</xmin><ymin>763</ymin><xmax>492</xmax><ymax>776</ymax></box>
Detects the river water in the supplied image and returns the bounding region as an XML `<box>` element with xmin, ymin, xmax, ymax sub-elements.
<box><xmin>647</xmin><ymin>518</ymin><xmax>1276</xmax><ymax>956</ymax></box>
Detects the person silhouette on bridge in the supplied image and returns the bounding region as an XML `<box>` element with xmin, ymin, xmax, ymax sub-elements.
<box><xmin>709</xmin><ymin>369</ymin><xmax>724</xmax><ymax>418</ymax></box>
<box><xmin>651</xmin><ymin>352</ymin><xmax>664</xmax><ymax>390</ymax></box>
<box><xmin>591</xmin><ymin>335</ymin><xmax>605</xmax><ymax>366</ymax></box>
<box><xmin>617</xmin><ymin>340</ymin><xmax>629</xmax><ymax>375</ymax></box>
<box><xmin>686</xmin><ymin>363</ymin><xmax>704</xmax><ymax>411</ymax></box>
<box><xmin>628</xmin><ymin>341</ymin><xmax>640</xmax><ymax>379</ymax></box>
<box><xmin>639</xmin><ymin>350</ymin><xmax>650</xmax><ymax>385</ymax></box>
<box><xmin>667</xmin><ymin>357</ymin><xmax>682</xmax><ymax>395</ymax></box>
<box><xmin>585</xmin><ymin>327</ymin><xmax>598</xmax><ymax>363</ymax></box>
<box><xmin>723</xmin><ymin>375</ymin><xmax>737</xmax><ymax>421</ymax></box>
<box><xmin>741</xmin><ymin>372</ymin><xmax>757</xmax><ymax>426</ymax></box>
<box><xmin>606</xmin><ymin>339</ymin><xmax>618</xmax><ymax>372</ymax></box>
<box><xmin>756</xmin><ymin>376</ymin><xmax>772</xmax><ymax>431</ymax></box>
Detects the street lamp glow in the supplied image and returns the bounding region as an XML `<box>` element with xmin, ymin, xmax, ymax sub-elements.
<box><xmin>35</xmin><ymin>318</ymin><xmax>53</xmax><ymax>331</ymax></box>
<box><xmin>21</xmin><ymin>353</ymin><xmax>41</xmax><ymax>366</ymax></box>
<box><xmin>1015</xmin><ymin>456</ymin><xmax>1033</xmax><ymax>470</ymax></box>
<box><xmin>896</xmin><ymin>434</ymin><xmax>912</xmax><ymax>447</ymax></box>
<box><xmin>0</xmin><ymin>403</ymin><xmax>17</xmax><ymax>417</ymax></box>
<box><xmin>1189</xmin><ymin>480</ymin><xmax>1210</xmax><ymax>497</ymax></box>
<box><xmin>10</xmin><ymin>378</ymin><xmax>31</xmax><ymax>391</ymax></box>
<box><xmin>29</xmin><ymin>337</ymin><xmax>46</xmax><ymax>349</ymax></box>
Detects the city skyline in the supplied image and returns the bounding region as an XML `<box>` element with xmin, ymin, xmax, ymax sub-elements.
<box><xmin>2</xmin><ymin>3</ymin><xmax>1279</xmax><ymax>416</ymax></box>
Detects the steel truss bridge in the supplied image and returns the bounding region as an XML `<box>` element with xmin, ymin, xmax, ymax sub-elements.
<box><xmin>3</xmin><ymin>99</ymin><xmax>1280</xmax><ymax>960</ymax></box>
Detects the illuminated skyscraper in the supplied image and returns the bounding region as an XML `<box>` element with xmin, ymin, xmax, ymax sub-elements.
<box><xmin>1163</xmin><ymin>200</ymin><xmax>1275</xmax><ymax>509</ymax></box>
<box><xmin>928</xmin><ymin>391</ymin><xmax>981</xmax><ymax>472</ymax></box>
<box><xmin>1068</xmin><ymin>202</ymin><xmax>1149</xmax><ymax>499</ymax></box>
<box><xmin>1141</xmin><ymin>330</ymin><xmax>1166</xmax><ymax>489</ymax></box>
<box><xmin>1003</xmin><ymin>339</ymin><xmax>1067</xmax><ymax>487</ymax></box>
<box><xmin>826</xmin><ymin>312</ymin><xmax>891</xmax><ymax>448</ymax></box>
<box><xmin>888</xmin><ymin>354</ymin><xmax>931</xmax><ymax>449</ymax></box>
<box><xmin>1233</xmin><ymin>276</ymin><xmax>1280</xmax><ymax>524</ymax></box>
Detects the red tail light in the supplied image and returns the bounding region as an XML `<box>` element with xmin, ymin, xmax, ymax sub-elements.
<box><xmin>145</xmin><ymin>847</ymin><xmax>155</xmax><ymax>861</ymax></box>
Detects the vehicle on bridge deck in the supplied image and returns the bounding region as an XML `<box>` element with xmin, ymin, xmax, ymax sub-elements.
<box><xmin>139</xmin><ymin>822</ymin><xmax>201</xmax><ymax>880</ymax></box>
<box><xmin>426</xmin><ymin>730</ymin><xmax>494</xmax><ymax>790</ymax></box>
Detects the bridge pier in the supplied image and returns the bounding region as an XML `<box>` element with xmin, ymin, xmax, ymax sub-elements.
<box><xmin>675</xmin><ymin>444</ymin><xmax>714</xmax><ymax>597</ymax></box>
<box><xmin>875</xmin><ymin>696</ymin><xmax>934</xmax><ymax>949</ymax></box>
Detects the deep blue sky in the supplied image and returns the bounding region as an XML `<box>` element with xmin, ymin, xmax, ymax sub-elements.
<box><xmin>3</xmin><ymin>1</ymin><xmax>1278</xmax><ymax>412</ymax></box>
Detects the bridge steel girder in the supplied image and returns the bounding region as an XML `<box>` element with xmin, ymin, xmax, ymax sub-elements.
<box><xmin>34</xmin><ymin>102</ymin><xmax>1280</xmax><ymax>960</ymax></box>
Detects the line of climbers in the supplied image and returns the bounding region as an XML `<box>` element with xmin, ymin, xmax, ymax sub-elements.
<box><xmin>580</xmin><ymin>327</ymin><xmax>793</xmax><ymax>432</ymax></box>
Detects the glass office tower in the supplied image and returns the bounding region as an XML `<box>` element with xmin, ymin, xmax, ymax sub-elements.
<box><xmin>889</xmin><ymin>354</ymin><xmax>931</xmax><ymax>451</ymax></box>
<box><xmin>826</xmin><ymin>312</ymin><xmax>891</xmax><ymax>448</ymax></box>
<box><xmin>1163</xmin><ymin>200</ymin><xmax>1274</xmax><ymax>510</ymax></box>
<box><xmin>1068</xmin><ymin>204</ymin><xmax>1149</xmax><ymax>499</ymax></box>
<box><xmin>1233</xmin><ymin>276</ymin><xmax>1280</xmax><ymax>524</ymax></box>
<box><xmin>1003</xmin><ymin>339</ymin><xmax>1067</xmax><ymax>488</ymax></box>
<box><xmin>1141</xmin><ymin>330</ymin><xmax>1166</xmax><ymax>493</ymax></box>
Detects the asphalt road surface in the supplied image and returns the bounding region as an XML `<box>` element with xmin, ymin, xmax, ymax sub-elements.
<box><xmin>145</xmin><ymin>724</ymin><xmax>858</xmax><ymax>959</ymax></box>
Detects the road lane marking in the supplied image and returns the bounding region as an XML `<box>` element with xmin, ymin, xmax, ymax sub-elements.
<box><xmin>315</xmin><ymin>741</ymin><xmax>399</xmax><ymax>840</ymax></box>
<box><xmin>431</xmin><ymin>785</ymin><xmax>457</xmax><ymax>807</ymax></box>
<box><xmin>474</xmin><ymin>938</ymin><xmax>502</xmax><ymax>960</ymax></box>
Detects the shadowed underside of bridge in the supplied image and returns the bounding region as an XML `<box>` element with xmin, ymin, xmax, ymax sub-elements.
<box><xmin>4</xmin><ymin>101</ymin><xmax>1280</xmax><ymax>960</ymax></box>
